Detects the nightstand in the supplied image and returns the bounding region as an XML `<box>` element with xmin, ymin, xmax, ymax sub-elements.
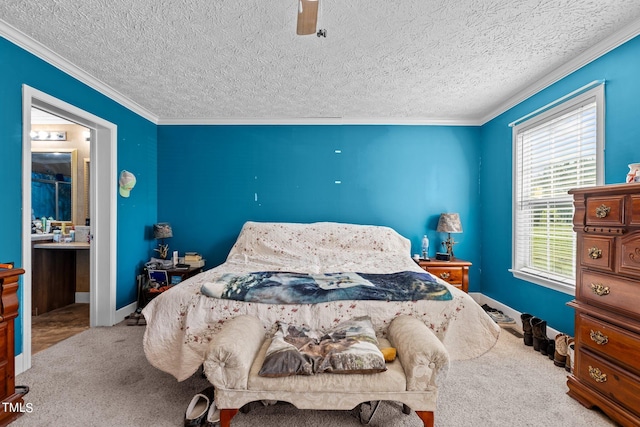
<box><xmin>142</xmin><ymin>265</ymin><xmax>205</xmax><ymax>307</ymax></box>
<box><xmin>416</xmin><ymin>258</ymin><xmax>471</xmax><ymax>293</ymax></box>
<box><xmin>165</xmin><ymin>265</ymin><xmax>204</xmax><ymax>285</ymax></box>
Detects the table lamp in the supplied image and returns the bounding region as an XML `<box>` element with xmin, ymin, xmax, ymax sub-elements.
<box><xmin>153</xmin><ymin>223</ymin><xmax>173</xmax><ymax>259</ymax></box>
<box><xmin>436</xmin><ymin>213</ymin><xmax>462</xmax><ymax>258</ymax></box>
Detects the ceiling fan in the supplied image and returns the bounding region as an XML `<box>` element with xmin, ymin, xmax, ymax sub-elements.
<box><xmin>297</xmin><ymin>0</ymin><xmax>326</xmax><ymax>37</ymax></box>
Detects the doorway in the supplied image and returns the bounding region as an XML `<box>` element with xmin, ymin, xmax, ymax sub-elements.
<box><xmin>30</xmin><ymin>108</ymin><xmax>91</xmax><ymax>353</ymax></box>
<box><xmin>20</xmin><ymin>85</ymin><xmax>118</xmax><ymax>373</ymax></box>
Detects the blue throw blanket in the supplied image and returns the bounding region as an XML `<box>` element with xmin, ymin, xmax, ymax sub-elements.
<box><xmin>201</xmin><ymin>271</ymin><xmax>452</xmax><ymax>304</ymax></box>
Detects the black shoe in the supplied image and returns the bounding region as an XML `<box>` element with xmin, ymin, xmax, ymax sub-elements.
<box><xmin>521</xmin><ymin>313</ymin><xmax>533</xmax><ymax>346</ymax></box>
<box><xmin>531</xmin><ymin>317</ymin><xmax>547</xmax><ymax>352</ymax></box>
<box><xmin>547</xmin><ymin>340</ymin><xmax>555</xmax><ymax>360</ymax></box>
<box><xmin>204</xmin><ymin>399</ymin><xmax>220</xmax><ymax>427</ymax></box>
<box><xmin>185</xmin><ymin>386</ymin><xmax>215</xmax><ymax>427</ymax></box>
<box><xmin>540</xmin><ymin>338</ymin><xmax>549</xmax><ymax>356</ymax></box>
<box><xmin>15</xmin><ymin>385</ymin><xmax>29</xmax><ymax>396</ymax></box>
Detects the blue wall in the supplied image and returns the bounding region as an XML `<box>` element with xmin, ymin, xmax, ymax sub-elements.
<box><xmin>0</xmin><ymin>36</ymin><xmax>158</xmax><ymax>355</ymax></box>
<box><xmin>480</xmin><ymin>35</ymin><xmax>640</xmax><ymax>334</ymax></box>
<box><xmin>4</xmin><ymin>27</ymin><xmax>640</xmax><ymax>358</ymax></box>
<box><xmin>158</xmin><ymin>124</ymin><xmax>482</xmax><ymax>284</ymax></box>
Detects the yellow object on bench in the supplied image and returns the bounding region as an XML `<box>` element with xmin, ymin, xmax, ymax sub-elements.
<box><xmin>380</xmin><ymin>347</ymin><xmax>397</xmax><ymax>362</ymax></box>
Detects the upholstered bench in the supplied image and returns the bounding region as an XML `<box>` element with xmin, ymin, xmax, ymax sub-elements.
<box><xmin>203</xmin><ymin>314</ymin><xmax>450</xmax><ymax>427</ymax></box>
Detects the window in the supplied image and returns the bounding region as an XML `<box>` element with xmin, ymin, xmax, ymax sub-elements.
<box><xmin>512</xmin><ymin>85</ymin><xmax>604</xmax><ymax>294</ymax></box>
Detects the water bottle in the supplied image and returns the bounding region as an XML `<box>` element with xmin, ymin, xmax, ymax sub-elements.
<box><xmin>421</xmin><ymin>235</ymin><xmax>429</xmax><ymax>259</ymax></box>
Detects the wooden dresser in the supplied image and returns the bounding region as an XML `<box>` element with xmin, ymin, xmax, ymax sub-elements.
<box><xmin>417</xmin><ymin>258</ymin><xmax>471</xmax><ymax>293</ymax></box>
<box><xmin>0</xmin><ymin>265</ymin><xmax>24</xmax><ymax>426</ymax></box>
<box><xmin>567</xmin><ymin>183</ymin><xmax>640</xmax><ymax>427</ymax></box>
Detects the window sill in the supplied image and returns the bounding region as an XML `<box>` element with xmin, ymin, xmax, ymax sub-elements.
<box><xmin>509</xmin><ymin>269</ymin><xmax>576</xmax><ymax>296</ymax></box>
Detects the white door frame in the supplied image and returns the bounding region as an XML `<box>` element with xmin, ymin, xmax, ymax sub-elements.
<box><xmin>19</xmin><ymin>85</ymin><xmax>117</xmax><ymax>373</ymax></box>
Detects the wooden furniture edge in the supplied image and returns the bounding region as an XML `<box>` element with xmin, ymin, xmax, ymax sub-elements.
<box><xmin>219</xmin><ymin>408</ymin><xmax>433</xmax><ymax>427</ymax></box>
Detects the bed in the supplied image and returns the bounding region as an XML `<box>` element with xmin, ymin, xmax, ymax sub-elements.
<box><xmin>142</xmin><ymin>221</ymin><xmax>500</xmax><ymax>381</ymax></box>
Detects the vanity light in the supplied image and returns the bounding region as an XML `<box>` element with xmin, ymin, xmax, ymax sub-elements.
<box><xmin>30</xmin><ymin>130</ymin><xmax>67</xmax><ymax>141</ymax></box>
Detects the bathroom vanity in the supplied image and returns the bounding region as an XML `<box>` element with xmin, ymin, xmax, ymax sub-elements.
<box><xmin>31</xmin><ymin>235</ymin><xmax>89</xmax><ymax>315</ymax></box>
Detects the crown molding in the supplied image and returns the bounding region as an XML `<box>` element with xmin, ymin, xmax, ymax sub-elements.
<box><xmin>0</xmin><ymin>19</ymin><xmax>159</xmax><ymax>124</ymax></box>
<box><xmin>157</xmin><ymin>117</ymin><xmax>482</xmax><ymax>126</ymax></box>
<box><xmin>480</xmin><ymin>18</ymin><xmax>640</xmax><ymax>125</ymax></box>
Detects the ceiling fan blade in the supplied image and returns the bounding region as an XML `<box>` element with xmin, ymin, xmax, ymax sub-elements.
<box><xmin>297</xmin><ymin>0</ymin><xmax>318</xmax><ymax>35</ymax></box>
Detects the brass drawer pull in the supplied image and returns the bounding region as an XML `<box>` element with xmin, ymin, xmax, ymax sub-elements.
<box><xmin>588</xmin><ymin>247</ymin><xmax>602</xmax><ymax>259</ymax></box>
<box><xmin>590</xmin><ymin>330</ymin><xmax>609</xmax><ymax>345</ymax></box>
<box><xmin>588</xmin><ymin>366</ymin><xmax>607</xmax><ymax>383</ymax></box>
<box><xmin>439</xmin><ymin>272</ymin><xmax>451</xmax><ymax>280</ymax></box>
<box><xmin>590</xmin><ymin>283</ymin><xmax>610</xmax><ymax>296</ymax></box>
<box><xmin>595</xmin><ymin>204</ymin><xmax>611</xmax><ymax>218</ymax></box>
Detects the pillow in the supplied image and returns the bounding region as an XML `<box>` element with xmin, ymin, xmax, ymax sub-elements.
<box><xmin>258</xmin><ymin>316</ymin><xmax>387</xmax><ymax>377</ymax></box>
<box><xmin>258</xmin><ymin>323</ymin><xmax>320</xmax><ymax>377</ymax></box>
<box><xmin>315</xmin><ymin>316</ymin><xmax>387</xmax><ymax>374</ymax></box>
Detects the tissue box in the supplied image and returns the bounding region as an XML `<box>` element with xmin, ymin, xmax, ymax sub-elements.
<box><xmin>74</xmin><ymin>226</ymin><xmax>90</xmax><ymax>243</ymax></box>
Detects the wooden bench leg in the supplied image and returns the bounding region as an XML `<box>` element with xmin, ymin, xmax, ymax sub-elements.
<box><xmin>220</xmin><ymin>408</ymin><xmax>239</xmax><ymax>427</ymax></box>
<box><xmin>415</xmin><ymin>411</ymin><xmax>434</xmax><ymax>427</ymax></box>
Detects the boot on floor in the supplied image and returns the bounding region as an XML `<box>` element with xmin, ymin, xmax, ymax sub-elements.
<box><xmin>554</xmin><ymin>334</ymin><xmax>568</xmax><ymax>367</ymax></box>
<box><xmin>540</xmin><ymin>337</ymin><xmax>551</xmax><ymax>356</ymax></box>
<box><xmin>566</xmin><ymin>338</ymin><xmax>575</xmax><ymax>373</ymax></box>
<box><xmin>547</xmin><ymin>340</ymin><xmax>555</xmax><ymax>361</ymax></box>
<box><xmin>530</xmin><ymin>317</ymin><xmax>547</xmax><ymax>352</ymax></box>
<box><xmin>521</xmin><ymin>313</ymin><xmax>533</xmax><ymax>346</ymax></box>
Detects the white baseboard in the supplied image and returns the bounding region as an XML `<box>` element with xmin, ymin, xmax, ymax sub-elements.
<box><xmin>115</xmin><ymin>301</ymin><xmax>138</xmax><ymax>324</ymax></box>
<box><xmin>75</xmin><ymin>292</ymin><xmax>90</xmax><ymax>304</ymax></box>
<box><xmin>469</xmin><ymin>292</ymin><xmax>561</xmax><ymax>338</ymax></box>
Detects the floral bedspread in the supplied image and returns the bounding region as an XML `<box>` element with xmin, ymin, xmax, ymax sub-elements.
<box><xmin>142</xmin><ymin>221</ymin><xmax>500</xmax><ymax>381</ymax></box>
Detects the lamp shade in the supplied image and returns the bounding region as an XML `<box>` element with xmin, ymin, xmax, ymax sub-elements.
<box><xmin>153</xmin><ymin>223</ymin><xmax>173</xmax><ymax>239</ymax></box>
<box><xmin>436</xmin><ymin>213</ymin><xmax>462</xmax><ymax>233</ymax></box>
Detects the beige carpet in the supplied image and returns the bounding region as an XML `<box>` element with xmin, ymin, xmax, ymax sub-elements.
<box><xmin>13</xmin><ymin>323</ymin><xmax>616</xmax><ymax>427</ymax></box>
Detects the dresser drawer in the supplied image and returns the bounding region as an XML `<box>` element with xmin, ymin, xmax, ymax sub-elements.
<box><xmin>631</xmin><ymin>195</ymin><xmax>640</xmax><ymax>226</ymax></box>
<box><xmin>585</xmin><ymin>195</ymin><xmax>625</xmax><ymax>226</ymax></box>
<box><xmin>576</xmin><ymin>313</ymin><xmax>640</xmax><ymax>372</ymax></box>
<box><xmin>581</xmin><ymin>236</ymin><xmax>614</xmax><ymax>271</ymax></box>
<box><xmin>424</xmin><ymin>267</ymin><xmax>462</xmax><ymax>284</ymax></box>
<box><xmin>619</xmin><ymin>231</ymin><xmax>640</xmax><ymax>279</ymax></box>
<box><xmin>579</xmin><ymin>270</ymin><xmax>640</xmax><ymax>317</ymax></box>
<box><xmin>577</xmin><ymin>349</ymin><xmax>640</xmax><ymax>416</ymax></box>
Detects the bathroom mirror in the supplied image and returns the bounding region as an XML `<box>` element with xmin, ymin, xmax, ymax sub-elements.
<box><xmin>32</xmin><ymin>149</ymin><xmax>77</xmax><ymax>223</ymax></box>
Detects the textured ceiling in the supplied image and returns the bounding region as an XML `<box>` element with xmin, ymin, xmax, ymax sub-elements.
<box><xmin>2</xmin><ymin>0</ymin><xmax>640</xmax><ymax>124</ymax></box>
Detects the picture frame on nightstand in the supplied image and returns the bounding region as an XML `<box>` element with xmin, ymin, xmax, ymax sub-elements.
<box><xmin>435</xmin><ymin>252</ymin><xmax>451</xmax><ymax>261</ymax></box>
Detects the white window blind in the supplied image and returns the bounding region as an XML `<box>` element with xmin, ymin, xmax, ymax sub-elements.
<box><xmin>512</xmin><ymin>86</ymin><xmax>603</xmax><ymax>293</ymax></box>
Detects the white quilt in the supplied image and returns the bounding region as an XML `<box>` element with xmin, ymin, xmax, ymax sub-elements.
<box><xmin>142</xmin><ymin>221</ymin><xmax>500</xmax><ymax>381</ymax></box>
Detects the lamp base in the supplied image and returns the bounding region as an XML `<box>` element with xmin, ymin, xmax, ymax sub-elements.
<box><xmin>442</xmin><ymin>234</ymin><xmax>457</xmax><ymax>259</ymax></box>
<box><xmin>154</xmin><ymin>243</ymin><xmax>169</xmax><ymax>259</ymax></box>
